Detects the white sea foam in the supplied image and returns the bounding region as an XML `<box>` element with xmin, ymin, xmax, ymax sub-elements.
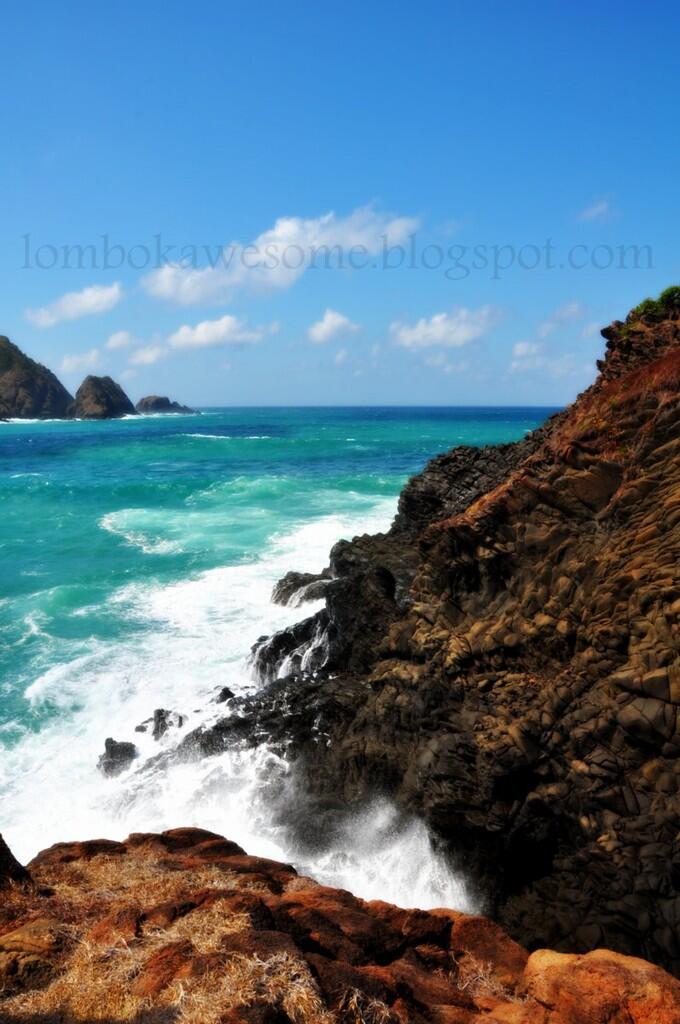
<box><xmin>0</xmin><ymin>497</ymin><xmax>474</xmax><ymax>912</ymax></box>
<box><xmin>181</xmin><ymin>433</ymin><xmax>273</xmax><ymax>440</ymax></box>
<box><xmin>99</xmin><ymin>510</ymin><xmax>183</xmax><ymax>555</ymax></box>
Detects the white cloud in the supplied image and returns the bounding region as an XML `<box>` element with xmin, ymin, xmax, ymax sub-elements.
<box><xmin>578</xmin><ymin>199</ymin><xmax>612</xmax><ymax>223</ymax></box>
<box><xmin>537</xmin><ymin>301</ymin><xmax>587</xmax><ymax>338</ymax></box>
<box><xmin>130</xmin><ymin>344</ymin><xmax>166</xmax><ymax>366</ymax></box>
<box><xmin>167</xmin><ymin>314</ymin><xmax>270</xmax><ymax>350</ymax></box>
<box><xmin>106</xmin><ymin>330</ymin><xmax>134</xmax><ymax>350</ymax></box>
<box><xmin>390</xmin><ymin>305</ymin><xmax>500</xmax><ymax>349</ymax></box>
<box><xmin>142</xmin><ymin>205</ymin><xmax>419</xmax><ymax>305</ymax></box>
<box><xmin>511</xmin><ymin>349</ymin><xmax>593</xmax><ymax>378</ymax></box>
<box><xmin>308</xmin><ymin>309</ymin><xmax>360</xmax><ymax>344</ymax></box>
<box><xmin>512</xmin><ymin>341</ymin><xmax>541</xmax><ymax>358</ymax></box>
<box><xmin>120</xmin><ymin>368</ymin><xmax>137</xmax><ymax>381</ymax></box>
<box><xmin>581</xmin><ymin>320</ymin><xmax>601</xmax><ymax>338</ymax></box>
<box><xmin>26</xmin><ymin>282</ymin><xmax>123</xmax><ymax>328</ymax></box>
<box><xmin>511</xmin><ymin>302</ymin><xmax>596</xmax><ymax>378</ymax></box>
<box><xmin>423</xmin><ymin>351</ymin><xmax>469</xmax><ymax>375</ymax></box>
<box><xmin>60</xmin><ymin>348</ymin><xmax>102</xmax><ymax>374</ymax></box>
<box><xmin>334</xmin><ymin>348</ymin><xmax>348</xmax><ymax>366</ymax></box>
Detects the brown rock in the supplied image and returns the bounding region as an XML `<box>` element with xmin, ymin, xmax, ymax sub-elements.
<box><xmin>68</xmin><ymin>375</ymin><xmax>136</xmax><ymax>419</ymax></box>
<box><xmin>521</xmin><ymin>948</ymin><xmax>680</xmax><ymax>1024</ymax></box>
<box><xmin>0</xmin><ymin>336</ymin><xmax>72</xmax><ymax>419</ymax></box>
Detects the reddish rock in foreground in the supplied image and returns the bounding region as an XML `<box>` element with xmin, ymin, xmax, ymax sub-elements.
<box><xmin>1</xmin><ymin>827</ymin><xmax>679</xmax><ymax>1023</ymax></box>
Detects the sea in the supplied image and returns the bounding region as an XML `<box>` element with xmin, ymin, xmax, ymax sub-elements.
<box><xmin>0</xmin><ymin>406</ymin><xmax>554</xmax><ymax>909</ymax></box>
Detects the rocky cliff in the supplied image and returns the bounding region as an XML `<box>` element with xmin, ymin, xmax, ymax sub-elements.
<box><xmin>2</xmin><ymin>827</ymin><xmax>679</xmax><ymax>1023</ymax></box>
<box><xmin>68</xmin><ymin>375</ymin><xmax>137</xmax><ymax>419</ymax></box>
<box><xmin>189</xmin><ymin>289</ymin><xmax>680</xmax><ymax>975</ymax></box>
<box><xmin>0</xmin><ymin>335</ymin><xmax>73</xmax><ymax>418</ymax></box>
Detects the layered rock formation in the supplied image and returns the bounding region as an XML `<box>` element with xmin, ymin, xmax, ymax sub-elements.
<box><xmin>68</xmin><ymin>374</ymin><xmax>137</xmax><ymax>419</ymax></box>
<box><xmin>190</xmin><ymin>291</ymin><xmax>680</xmax><ymax>974</ymax></box>
<box><xmin>136</xmin><ymin>394</ymin><xmax>194</xmax><ymax>414</ymax></box>
<box><xmin>2</xmin><ymin>827</ymin><xmax>679</xmax><ymax>1023</ymax></box>
<box><xmin>0</xmin><ymin>335</ymin><xmax>73</xmax><ymax>418</ymax></box>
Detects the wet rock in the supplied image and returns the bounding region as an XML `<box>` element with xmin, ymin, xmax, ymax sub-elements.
<box><xmin>152</xmin><ymin>708</ymin><xmax>185</xmax><ymax>740</ymax></box>
<box><xmin>214</xmin><ymin>685</ymin><xmax>235</xmax><ymax>703</ymax></box>
<box><xmin>97</xmin><ymin>737</ymin><xmax>138</xmax><ymax>775</ymax></box>
<box><xmin>135</xmin><ymin>708</ymin><xmax>185</xmax><ymax>739</ymax></box>
<box><xmin>272</xmin><ymin>570</ymin><xmax>329</xmax><ymax>606</ymax></box>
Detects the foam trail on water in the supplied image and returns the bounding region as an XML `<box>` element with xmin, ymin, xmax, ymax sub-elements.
<box><xmin>0</xmin><ymin>497</ymin><xmax>474</xmax><ymax>912</ymax></box>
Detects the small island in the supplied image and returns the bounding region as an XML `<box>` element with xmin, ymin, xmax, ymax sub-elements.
<box><xmin>0</xmin><ymin>336</ymin><xmax>192</xmax><ymax>421</ymax></box>
<box><xmin>135</xmin><ymin>395</ymin><xmax>194</xmax><ymax>414</ymax></box>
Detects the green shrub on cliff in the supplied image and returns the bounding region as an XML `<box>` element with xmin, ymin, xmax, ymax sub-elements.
<box><xmin>629</xmin><ymin>284</ymin><xmax>680</xmax><ymax>323</ymax></box>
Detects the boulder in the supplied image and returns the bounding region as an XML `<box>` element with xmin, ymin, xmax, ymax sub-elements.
<box><xmin>0</xmin><ymin>336</ymin><xmax>72</xmax><ymax>418</ymax></box>
<box><xmin>97</xmin><ymin>737</ymin><xmax>137</xmax><ymax>776</ymax></box>
<box><xmin>68</xmin><ymin>375</ymin><xmax>136</xmax><ymax>419</ymax></box>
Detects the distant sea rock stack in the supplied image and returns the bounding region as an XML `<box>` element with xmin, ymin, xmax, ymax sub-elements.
<box><xmin>0</xmin><ymin>335</ymin><xmax>73</xmax><ymax>419</ymax></box>
<box><xmin>68</xmin><ymin>375</ymin><xmax>137</xmax><ymax>420</ymax></box>
<box><xmin>135</xmin><ymin>394</ymin><xmax>194</xmax><ymax>414</ymax></box>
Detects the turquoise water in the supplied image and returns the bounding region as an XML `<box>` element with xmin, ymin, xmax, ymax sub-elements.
<box><xmin>0</xmin><ymin>406</ymin><xmax>552</xmax><ymax>903</ymax></box>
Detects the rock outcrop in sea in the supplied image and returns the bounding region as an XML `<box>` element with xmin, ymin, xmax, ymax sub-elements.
<box><xmin>0</xmin><ymin>335</ymin><xmax>73</xmax><ymax>419</ymax></box>
<box><xmin>68</xmin><ymin>374</ymin><xmax>137</xmax><ymax>419</ymax></box>
<box><xmin>136</xmin><ymin>394</ymin><xmax>194</xmax><ymax>414</ymax></box>
<box><xmin>2</xmin><ymin>827</ymin><xmax>679</xmax><ymax>1022</ymax></box>
<box><xmin>188</xmin><ymin>288</ymin><xmax>680</xmax><ymax>975</ymax></box>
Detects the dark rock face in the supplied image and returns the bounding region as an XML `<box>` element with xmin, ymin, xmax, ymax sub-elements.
<box><xmin>0</xmin><ymin>834</ymin><xmax>30</xmax><ymax>889</ymax></box>
<box><xmin>271</xmin><ymin>570</ymin><xmax>330</xmax><ymax>607</ymax></box>
<box><xmin>97</xmin><ymin>737</ymin><xmax>137</xmax><ymax>776</ymax></box>
<box><xmin>0</xmin><ymin>336</ymin><xmax>73</xmax><ymax>419</ymax></box>
<box><xmin>135</xmin><ymin>708</ymin><xmax>185</xmax><ymax>740</ymax></box>
<box><xmin>253</xmin><ymin>440</ymin><xmax>540</xmax><ymax>683</ymax></box>
<box><xmin>68</xmin><ymin>375</ymin><xmax>136</xmax><ymax>419</ymax></box>
<box><xmin>135</xmin><ymin>395</ymin><xmax>193</xmax><ymax>414</ymax></box>
<box><xmin>202</xmin><ymin>299</ymin><xmax>680</xmax><ymax>975</ymax></box>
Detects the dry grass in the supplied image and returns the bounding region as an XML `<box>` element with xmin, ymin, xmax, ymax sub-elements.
<box><xmin>452</xmin><ymin>953</ymin><xmax>528</xmax><ymax>1006</ymax></box>
<box><xmin>35</xmin><ymin>852</ymin><xmax>255</xmax><ymax>905</ymax></box>
<box><xmin>336</xmin><ymin>988</ymin><xmax>395</xmax><ymax>1023</ymax></box>
<box><xmin>169</xmin><ymin>954</ymin><xmax>334</xmax><ymax>1024</ymax></box>
<box><xmin>5</xmin><ymin>944</ymin><xmax>334</xmax><ymax>1023</ymax></box>
<box><xmin>2</xmin><ymin>847</ymin><xmax>334</xmax><ymax>1024</ymax></box>
<box><xmin>1</xmin><ymin>850</ymin><xmax>407</xmax><ymax>1023</ymax></box>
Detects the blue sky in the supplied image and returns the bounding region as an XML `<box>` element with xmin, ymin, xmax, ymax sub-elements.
<box><xmin>2</xmin><ymin>1</ymin><xmax>679</xmax><ymax>405</ymax></box>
